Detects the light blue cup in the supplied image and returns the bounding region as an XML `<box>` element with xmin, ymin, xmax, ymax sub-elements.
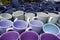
<box><xmin>13</xmin><ymin>20</ymin><xmax>28</xmax><ymax>34</ymax></box>
<box><xmin>43</xmin><ymin>23</ymin><xmax>60</xmax><ymax>35</ymax></box>
<box><xmin>0</xmin><ymin>20</ymin><xmax>13</xmax><ymax>35</ymax></box>
<box><xmin>29</xmin><ymin>20</ymin><xmax>44</xmax><ymax>34</ymax></box>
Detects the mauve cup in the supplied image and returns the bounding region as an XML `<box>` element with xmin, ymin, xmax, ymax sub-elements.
<box><xmin>29</xmin><ymin>20</ymin><xmax>44</xmax><ymax>34</ymax></box>
<box><xmin>0</xmin><ymin>20</ymin><xmax>13</xmax><ymax>35</ymax></box>
<box><xmin>0</xmin><ymin>31</ymin><xmax>19</xmax><ymax>40</ymax></box>
<box><xmin>20</xmin><ymin>31</ymin><xmax>38</xmax><ymax>40</ymax></box>
<box><xmin>40</xmin><ymin>33</ymin><xmax>60</xmax><ymax>40</ymax></box>
<box><xmin>43</xmin><ymin>23</ymin><xmax>60</xmax><ymax>35</ymax></box>
<box><xmin>57</xmin><ymin>33</ymin><xmax>60</xmax><ymax>39</ymax></box>
<box><xmin>13</xmin><ymin>20</ymin><xmax>28</xmax><ymax>34</ymax></box>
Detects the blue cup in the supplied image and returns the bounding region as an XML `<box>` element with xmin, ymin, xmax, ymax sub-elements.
<box><xmin>43</xmin><ymin>23</ymin><xmax>60</xmax><ymax>35</ymax></box>
<box><xmin>13</xmin><ymin>20</ymin><xmax>28</xmax><ymax>34</ymax></box>
<box><xmin>0</xmin><ymin>20</ymin><xmax>13</xmax><ymax>35</ymax></box>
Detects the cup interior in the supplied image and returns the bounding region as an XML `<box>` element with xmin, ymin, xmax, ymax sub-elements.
<box><xmin>20</xmin><ymin>31</ymin><xmax>38</xmax><ymax>40</ymax></box>
<box><xmin>13</xmin><ymin>20</ymin><xmax>28</xmax><ymax>29</ymax></box>
<box><xmin>25</xmin><ymin>13</ymin><xmax>35</xmax><ymax>17</ymax></box>
<box><xmin>12</xmin><ymin>11</ymin><xmax>24</xmax><ymax>17</ymax></box>
<box><xmin>43</xmin><ymin>23</ymin><xmax>59</xmax><ymax>35</ymax></box>
<box><xmin>37</xmin><ymin>12</ymin><xmax>49</xmax><ymax>17</ymax></box>
<box><xmin>40</xmin><ymin>33</ymin><xmax>60</xmax><ymax>40</ymax></box>
<box><xmin>0</xmin><ymin>13</ymin><xmax>12</xmax><ymax>19</ymax></box>
<box><xmin>29</xmin><ymin>20</ymin><xmax>43</xmax><ymax>27</ymax></box>
<box><xmin>0</xmin><ymin>20</ymin><xmax>13</xmax><ymax>28</ymax></box>
<box><xmin>0</xmin><ymin>31</ymin><xmax>19</xmax><ymax>40</ymax></box>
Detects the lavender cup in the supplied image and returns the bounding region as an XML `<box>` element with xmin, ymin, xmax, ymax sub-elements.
<box><xmin>20</xmin><ymin>31</ymin><xmax>38</xmax><ymax>40</ymax></box>
<box><xmin>40</xmin><ymin>33</ymin><xmax>60</xmax><ymax>40</ymax></box>
<box><xmin>13</xmin><ymin>20</ymin><xmax>28</xmax><ymax>34</ymax></box>
<box><xmin>29</xmin><ymin>20</ymin><xmax>44</xmax><ymax>34</ymax></box>
<box><xmin>0</xmin><ymin>20</ymin><xmax>13</xmax><ymax>35</ymax></box>
<box><xmin>57</xmin><ymin>32</ymin><xmax>60</xmax><ymax>39</ymax></box>
<box><xmin>0</xmin><ymin>31</ymin><xmax>19</xmax><ymax>40</ymax></box>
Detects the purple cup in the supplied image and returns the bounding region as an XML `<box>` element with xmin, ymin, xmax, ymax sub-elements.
<box><xmin>20</xmin><ymin>31</ymin><xmax>38</xmax><ymax>40</ymax></box>
<box><xmin>29</xmin><ymin>20</ymin><xmax>44</xmax><ymax>34</ymax></box>
<box><xmin>40</xmin><ymin>33</ymin><xmax>60</xmax><ymax>40</ymax></box>
<box><xmin>0</xmin><ymin>20</ymin><xmax>13</xmax><ymax>35</ymax></box>
<box><xmin>13</xmin><ymin>20</ymin><xmax>28</xmax><ymax>34</ymax></box>
<box><xmin>0</xmin><ymin>31</ymin><xmax>19</xmax><ymax>40</ymax></box>
<box><xmin>57</xmin><ymin>33</ymin><xmax>60</xmax><ymax>39</ymax></box>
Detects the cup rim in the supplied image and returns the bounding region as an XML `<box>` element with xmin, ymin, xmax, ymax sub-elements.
<box><xmin>39</xmin><ymin>33</ymin><xmax>60</xmax><ymax>40</ymax></box>
<box><xmin>29</xmin><ymin>20</ymin><xmax>44</xmax><ymax>27</ymax></box>
<box><xmin>20</xmin><ymin>31</ymin><xmax>39</xmax><ymax>40</ymax></box>
<box><xmin>37</xmin><ymin>12</ymin><xmax>49</xmax><ymax>17</ymax></box>
<box><xmin>25</xmin><ymin>13</ymin><xmax>35</xmax><ymax>17</ymax></box>
<box><xmin>13</xmin><ymin>20</ymin><xmax>28</xmax><ymax>29</ymax></box>
<box><xmin>12</xmin><ymin>10</ymin><xmax>24</xmax><ymax>17</ymax></box>
<box><xmin>0</xmin><ymin>20</ymin><xmax>13</xmax><ymax>28</ymax></box>
<box><xmin>0</xmin><ymin>31</ymin><xmax>20</xmax><ymax>40</ymax></box>
<box><xmin>48</xmin><ymin>13</ymin><xmax>59</xmax><ymax>17</ymax></box>
<box><xmin>43</xmin><ymin>23</ymin><xmax>60</xmax><ymax>35</ymax></box>
<box><xmin>0</xmin><ymin>13</ymin><xmax>12</xmax><ymax>19</ymax></box>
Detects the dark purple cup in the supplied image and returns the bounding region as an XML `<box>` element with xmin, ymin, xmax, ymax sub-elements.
<box><xmin>0</xmin><ymin>31</ymin><xmax>19</xmax><ymax>40</ymax></box>
<box><xmin>20</xmin><ymin>31</ymin><xmax>38</xmax><ymax>40</ymax></box>
<box><xmin>40</xmin><ymin>33</ymin><xmax>60</xmax><ymax>40</ymax></box>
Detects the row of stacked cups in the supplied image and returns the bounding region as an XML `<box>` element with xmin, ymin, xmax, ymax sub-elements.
<box><xmin>1</xmin><ymin>1</ymin><xmax>60</xmax><ymax>14</ymax></box>
<box><xmin>0</xmin><ymin>10</ymin><xmax>60</xmax><ymax>40</ymax></box>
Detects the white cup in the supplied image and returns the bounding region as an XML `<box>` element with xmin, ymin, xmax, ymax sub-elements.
<box><xmin>0</xmin><ymin>13</ymin><xmax>12</xmax><ymax>20</ymax></box>
<box><xmin>12</xmin><ymin>10</ymin><xmax>24</xmax><ymax>20</ymax></box>
<box><xmin>48</xmin><ymin>13</ymin><xmax>59</xmax><ymax>24</ymax></box>
<box><xmin>57</xmin><ymin>12</ymin><xmax>60</xmax><ymax>24</ymax></box>
<box><xmin>25</xmin><ymin>13</ymin><xmax>35</xmax><ymax>22</ymax></box>
<box><xmin>37</xmin><ymin>12</ymin><xmax>49</xmax><ymax>24</ymax></box>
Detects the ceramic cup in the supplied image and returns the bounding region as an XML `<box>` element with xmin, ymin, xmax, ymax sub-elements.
<box><xmin>0</xmin><ymin>31</ymin><xmax>19</xmax><ymax>40</ymax></box>
<box><xmin>13</xmin><ymin>20</ymin><xmax>28</xmax><ymax>34</ymax></box>
<box><xmin>37</xmin><ymin>12</ymin><xmax>49</xmax><ymax>24</ymax></box>
<box><xmin>20</xmin><ymin>31</ymin><xmax>38</xmax><ymax>40</ymax></box>
<box><xmin>0</xmin><ymin>13</ymin><xmax>12</xmax><ymax>20</ymax></box>
<box><xmin>43</xmin><ymin>23</ymin><xmax>60</xmax><ymax>35</ymax></box>
<box><xmin>40</xmin><ymin>33</ymin><xmax>60</xmax><ymax>40</ymax></box>
<box><xmin>48</xmin><ymin>13</ymin><xmax>59</xmax><ymax>24</ymax></box>
<box><xmin>57</xmin><ymin>12</ymin><xmax>60</xmax><ymax>24</ymax></box>
<box><xmin>28</xmin><ymin>19</ymin><xmax>44</xmax><ymax>34</ymax></box>
<box><xmin>12</xmin><ymin>10</ymin><xmax>24</xmax><ymax>20</ymax></box>
<box><xmin>25</xmin><ymin>13</ymin><xmax>35</xmax><ymax>22</ymax></box>
<box><xmin>0</xmin><ymin>20</ymin><xmax>13</xmax><ymax>35</ymax></box>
